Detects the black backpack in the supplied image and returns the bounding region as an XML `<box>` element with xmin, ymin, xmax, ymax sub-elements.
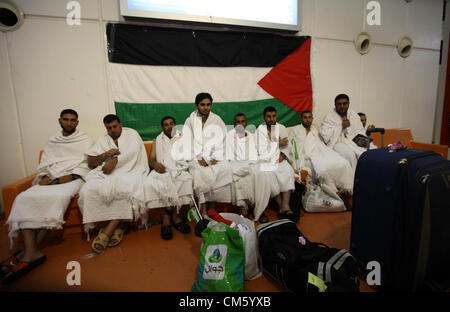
<box><xmin>256</xmin><ymin>219</ymin><xmax>360</xmax><ymax>292</ymax></box>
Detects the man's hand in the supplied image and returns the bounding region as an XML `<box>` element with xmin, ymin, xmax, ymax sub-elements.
<box><xmin>279</xmin><ymin>153</ymin><xmax>286</xmax><ymax>163</ymax></box>
<box><xmin>367</xmin><ymin>124</ymin><xmax>375</xmax><ymax>130</ymax></box>
<box><xmin>38</xmin><ymin>176</ymin><xmax>52</xmax><ymax>185</ymax></box>
<box><xmin>105</xmin><ymin>148</ymin><xmax>120</xmax><ymax>158</ymax></box>
<box><xmin>198</xmin><ymin>158</ymin><xmax>209</xmax><ymax>167</ymax></box>
<box><xmin>356</xmin><ymin>141</ymin><xmax>365</xmax><ymax>147</ymax></box>
<box><xmin>279</xmin><ymin>137</ymin><xmax>288</xmax><ymax>147</ymax></box>
<box><xmin>102</xmin><ymin>157</ymin><xmax>118</xmax><ymax>175</ymax></box>
<box><xmin>342</xmin><ymin>119</ymin><xmax>350</xmax><ymax>130</ymax></box>
<box><xmin>210</xmin><ymin>159</ymin><xmax>218</xmax><ymax>165</ymax></box>
<box><xmin>58</xmin><ymin>175</ymin><xmax>73</xmax><ymax>184</ymax></box>
<box><xmin>154</xmin><ymin>162</ymin><xmax>166</xmax><ymax>174</ymax></box>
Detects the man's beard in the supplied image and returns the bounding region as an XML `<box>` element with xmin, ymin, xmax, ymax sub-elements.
<box><xmin>61</xmin><ymin>126</ymin><xmax>76</xmax><ymax>135</ymax></box>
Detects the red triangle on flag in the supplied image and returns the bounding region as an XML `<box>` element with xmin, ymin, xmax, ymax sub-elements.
<box><xmin>258</xmin><ymin>38</ymin><xmax>313</xmax><ymax>114</ymax></box>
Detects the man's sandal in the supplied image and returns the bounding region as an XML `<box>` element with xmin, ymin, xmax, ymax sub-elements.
<box><xmin>172</xmin><ymin>220</ymin><xmax>191</xmax><ymax>234</ymax></box>
<box><xmin>161</xmin><ymin>225</ymin><xmax>173</xmax><ymax>240</ymax></box>
<box><xmin>108</xmin><ymin>227</ymin><xmax>125</xmax><ymax>247</ymax></box>
<box><xmin>0</xmin><ymin>250</ymin><xmax>22</xmax><ymax>278</ymax></box>
<box><xmin>2</xmin><ymin>255</ymin><xmax>46</xmax><ymax>285</ymax></box>
<box><xmin>92</xmin><ymin>229</ymin><xmax>110</xmax><ymax>254</ymax></box>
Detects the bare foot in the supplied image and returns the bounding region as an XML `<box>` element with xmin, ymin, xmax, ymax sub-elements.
<box><xmin>239</xmin><ymin>206</ymin><xmax>248</xmax><ymax>217</ymax></box>
<box><xmin>18</xmin><ymin>250</ymin><xmax>45</xmax><ymax>263</ymax></box>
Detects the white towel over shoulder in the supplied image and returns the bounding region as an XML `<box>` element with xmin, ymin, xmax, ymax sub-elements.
<box><xmin>289</xmin><ymin>125</ymin><xmax>354</xmax><ymax>194</ymax></box>
<box><xmin>181</xmin><ymin>111</ymin><xmax>232</xmax><ymax>204</ymax></box>
<box><xmin>7</xmin><ymin>130</ymin><xmax>93</xmax><ymax>249</ymax></box>
<box><xmin>143</xmin><ymin>130</ymin><xmax>193</xmax><ymax>214</ymax></box>
<box><xmin>78</xmin><ymin>127</ymin><xmax>149</xmax><ymax>231</ymax></box>
<box><xmin>36</xmin><ymin>130</ymin><xmax>94</xmax><ymax>181</ymax></box>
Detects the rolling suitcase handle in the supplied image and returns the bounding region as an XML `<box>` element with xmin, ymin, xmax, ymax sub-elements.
<box><xmin>366</xmin><ymin>128</ymin><xmax>385</xmax><ymax>149</ymax></box>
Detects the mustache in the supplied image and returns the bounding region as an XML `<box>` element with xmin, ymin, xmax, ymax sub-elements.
<box><xmin>61</xmin><ymin>125</ymin><xmax>76</xmax><ymax>134</ymax></box>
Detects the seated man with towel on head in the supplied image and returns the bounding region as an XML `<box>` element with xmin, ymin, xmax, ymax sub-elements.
<box><xmin>179</xmin><ymin>92</ymin><xmax>233</xmax><ymax>217</ymax></box>
<box><xmin>145</xmin><ymin>116</ymin><xmax>192</xmax><ymax>240</ymax></box>
<box><xmin>2</xmin><ymin>109</ymin><xmax>93</xmax><ymax>284</ymax></box>
<box><xmin>78</xmin><ymin>114</ymin><xmax>149</xmax><ymax>254</ymax></box>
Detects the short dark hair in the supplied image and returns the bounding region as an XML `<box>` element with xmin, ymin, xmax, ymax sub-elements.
<box><xmin>161</xmin><ymin>116</ymin><xmax>175</xmax><ymax>126</ymax></box>
<box><xmin>60</xmin><ymin>109</ymin><xmax>78</xmax><ymax>118</ymax></box>
<box><xmin>334</xmin><ymin>93</ymin><xmax>349</xmax><ymax>103</ymax></box>
<box><xmin>195</xmin><ymin>92</ymin><xmax>213</xmax><ymax>105</ymax></box>
<box><xmin>358</xmin><ymin>112</ymin><xmax>366</xmax><ymax>117</ymax></box>
<box><xmin>234</xmin><ymin>113</ymin><xmax>247</xmax><ymax>125</ymax></box>
<box><xmin>263</xmin><ymin>106</ymin><xmax>277</xmax><ymax>116</ymax></box>
<box><xmin>234</xmin><ymin>113</ymin><xmax>246</xmax><ymax>120</ymax></box>
<box><xmin>301</xmin><ymin>110</ymin><xmax>312</xmax><ymax>116</ymax></box>
<box><xmin>103</xmin><ymin>114</ymin><xmax>120</xmax><ymax>124</ymax></box>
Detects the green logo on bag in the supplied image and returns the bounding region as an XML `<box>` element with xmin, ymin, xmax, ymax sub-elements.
<box><xmin>208</xmin><ymin>248</ymin><xmax>223</xmax><ymax>263</ymax></box>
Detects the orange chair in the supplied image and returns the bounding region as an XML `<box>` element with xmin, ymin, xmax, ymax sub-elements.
<box><xmin>370</xmin><ymin>128</ymin><xmax>448</xmax><ymax>159</ymax></box>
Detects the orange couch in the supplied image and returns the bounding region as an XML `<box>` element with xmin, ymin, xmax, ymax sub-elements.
<box><xmin>2</xmin><ymin>142</ymin><xmax>156</xmax><ymax>235</ymax></box>
<box><xmin>2</xmin><ymin>141</ymin><xmax>308</xmax><ymax>235</ymax></box>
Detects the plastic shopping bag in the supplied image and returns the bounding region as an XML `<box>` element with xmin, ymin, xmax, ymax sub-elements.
<box><xmin>302</xmin><ymin>183</ymin><xmax>345</xmax><ymax>212</ymax></box>
<box><xmin>191</xmin><ymin>221</ymin><xmax>245</xmax><ymax>292</ymax></box>
<box><xmin>219</xmin><ymin>213</ymin><xmax>262</xmax><ymax>281</ymax></box>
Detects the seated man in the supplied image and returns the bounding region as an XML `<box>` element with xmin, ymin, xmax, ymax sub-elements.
<box><xmin>226</xmin><ymin>113</ymin><xmax>276</xmax><ymax>223</ymax></box>
<box><xmin>179</xmin><ymin>92</ymin><xmax>232</xmax><ymax>217</ymax></box>
<box><xmin>255</xmin><ymin>106</ymin><xmax>296</xmax><ymax>221</ymax></box>
<box><xmin>2</xmin><ymin>109</ymin><xmax>93</xmax><ymax>284</ymax></box>
<box><xmin>78</xmin><ymin>114</ymin><xmax>149</xmax><ymax>253</ymax></box>
<box><xmin>145</xmin><ymin>116</ymin><xmax>192</xmax><ymax>240</ymax></box>
<box><xmin>358</xmin><ymin>112</ymin><xmax>375</xmax><ymax>131</ymax></box>
<box><xmin>289</xmin><ymin>110</ymin><xmax>354</xmax><ymax>196</ymax></box>
<box><xmin>320</xmin><ymin>94</ymin><xmax>376</xmax><ymax>171</ymax></box>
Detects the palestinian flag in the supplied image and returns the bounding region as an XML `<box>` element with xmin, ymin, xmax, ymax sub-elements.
<box><xmin>106</xmin><ymin>23</ymin><xmax>312</xmax><ymax>140</ymax></box>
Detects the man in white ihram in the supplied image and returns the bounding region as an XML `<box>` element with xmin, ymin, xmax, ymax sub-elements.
<box><xmin>78</xmin><ymin>114</ymin><xmax>149</xmax><ymax>254</ymax></box>
<box><xmin>2</xmin><ymin>109</ymin><xmax>93</xmax><ymax>285</ymax></box>
<box><xmin>226</xmin><ymin>113</ymin><xmax>274</xmax><ymax>222</ymax></box>
<box><xmin>289</xmin><ymin>110</ymin><xmax>354</xmax><ymax>198</ymax></box>
<box><xmin>320</xmin><ymin>94</ymin><xmax>376</xmax><ymax>171</ymax></box>
<box><xmin>145</xmin><ymin>116</ymin><xmax>192</xmax><ymax>240</ymax></box>
<box><xmin>180</xmin><ymin>92</ymin><xmax>232</xmax><ymax>217</ymax></box>
<box><xmin>255</xmin><ymin>106</ymin><xmax>296</xmax><ymax>221</ymax></box>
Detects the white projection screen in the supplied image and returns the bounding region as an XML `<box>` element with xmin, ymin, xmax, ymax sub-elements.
<box><xmin>119</xmin><ymin>0</ymin><xmax>301</xmax><ymax>32</ymax></box>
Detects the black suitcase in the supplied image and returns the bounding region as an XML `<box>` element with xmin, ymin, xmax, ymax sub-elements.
<box><xmin>350</xmin><ymin>147</ymin><xmax>450</xmax><ymax>291</ymax></box>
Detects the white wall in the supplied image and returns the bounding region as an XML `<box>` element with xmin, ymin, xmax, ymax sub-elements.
<box><xmin>306</xmin><ymin>0</ymin><xmax>443</xmax><ymax>143</ymax></box>
<box><xmin>0</xmin><ymin>0</ymin><xmax>446</xmax><ymax>213</ymax></box>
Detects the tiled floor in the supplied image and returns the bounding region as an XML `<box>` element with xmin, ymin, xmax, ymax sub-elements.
<box><xmin>0</xmin><ymin>207</ymin><xmax>375</xmax><ymax>292</ymax></box>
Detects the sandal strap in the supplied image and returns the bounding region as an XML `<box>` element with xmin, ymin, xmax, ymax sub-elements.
<box><xmin>108</xmin><ymin>227</ymin><xmax>125</xmax><ymax>247</ymax></box>
<box><xmin>92</xmin><ymin>230</ymin><xmax>110</xmax><ymax>253</ymax></box>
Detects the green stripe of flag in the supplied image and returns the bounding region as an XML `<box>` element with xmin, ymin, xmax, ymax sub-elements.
<box><xmin>115</xmin><ymin>98</ymin><xmax>300</xmax><ymax>141</ymax></box>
